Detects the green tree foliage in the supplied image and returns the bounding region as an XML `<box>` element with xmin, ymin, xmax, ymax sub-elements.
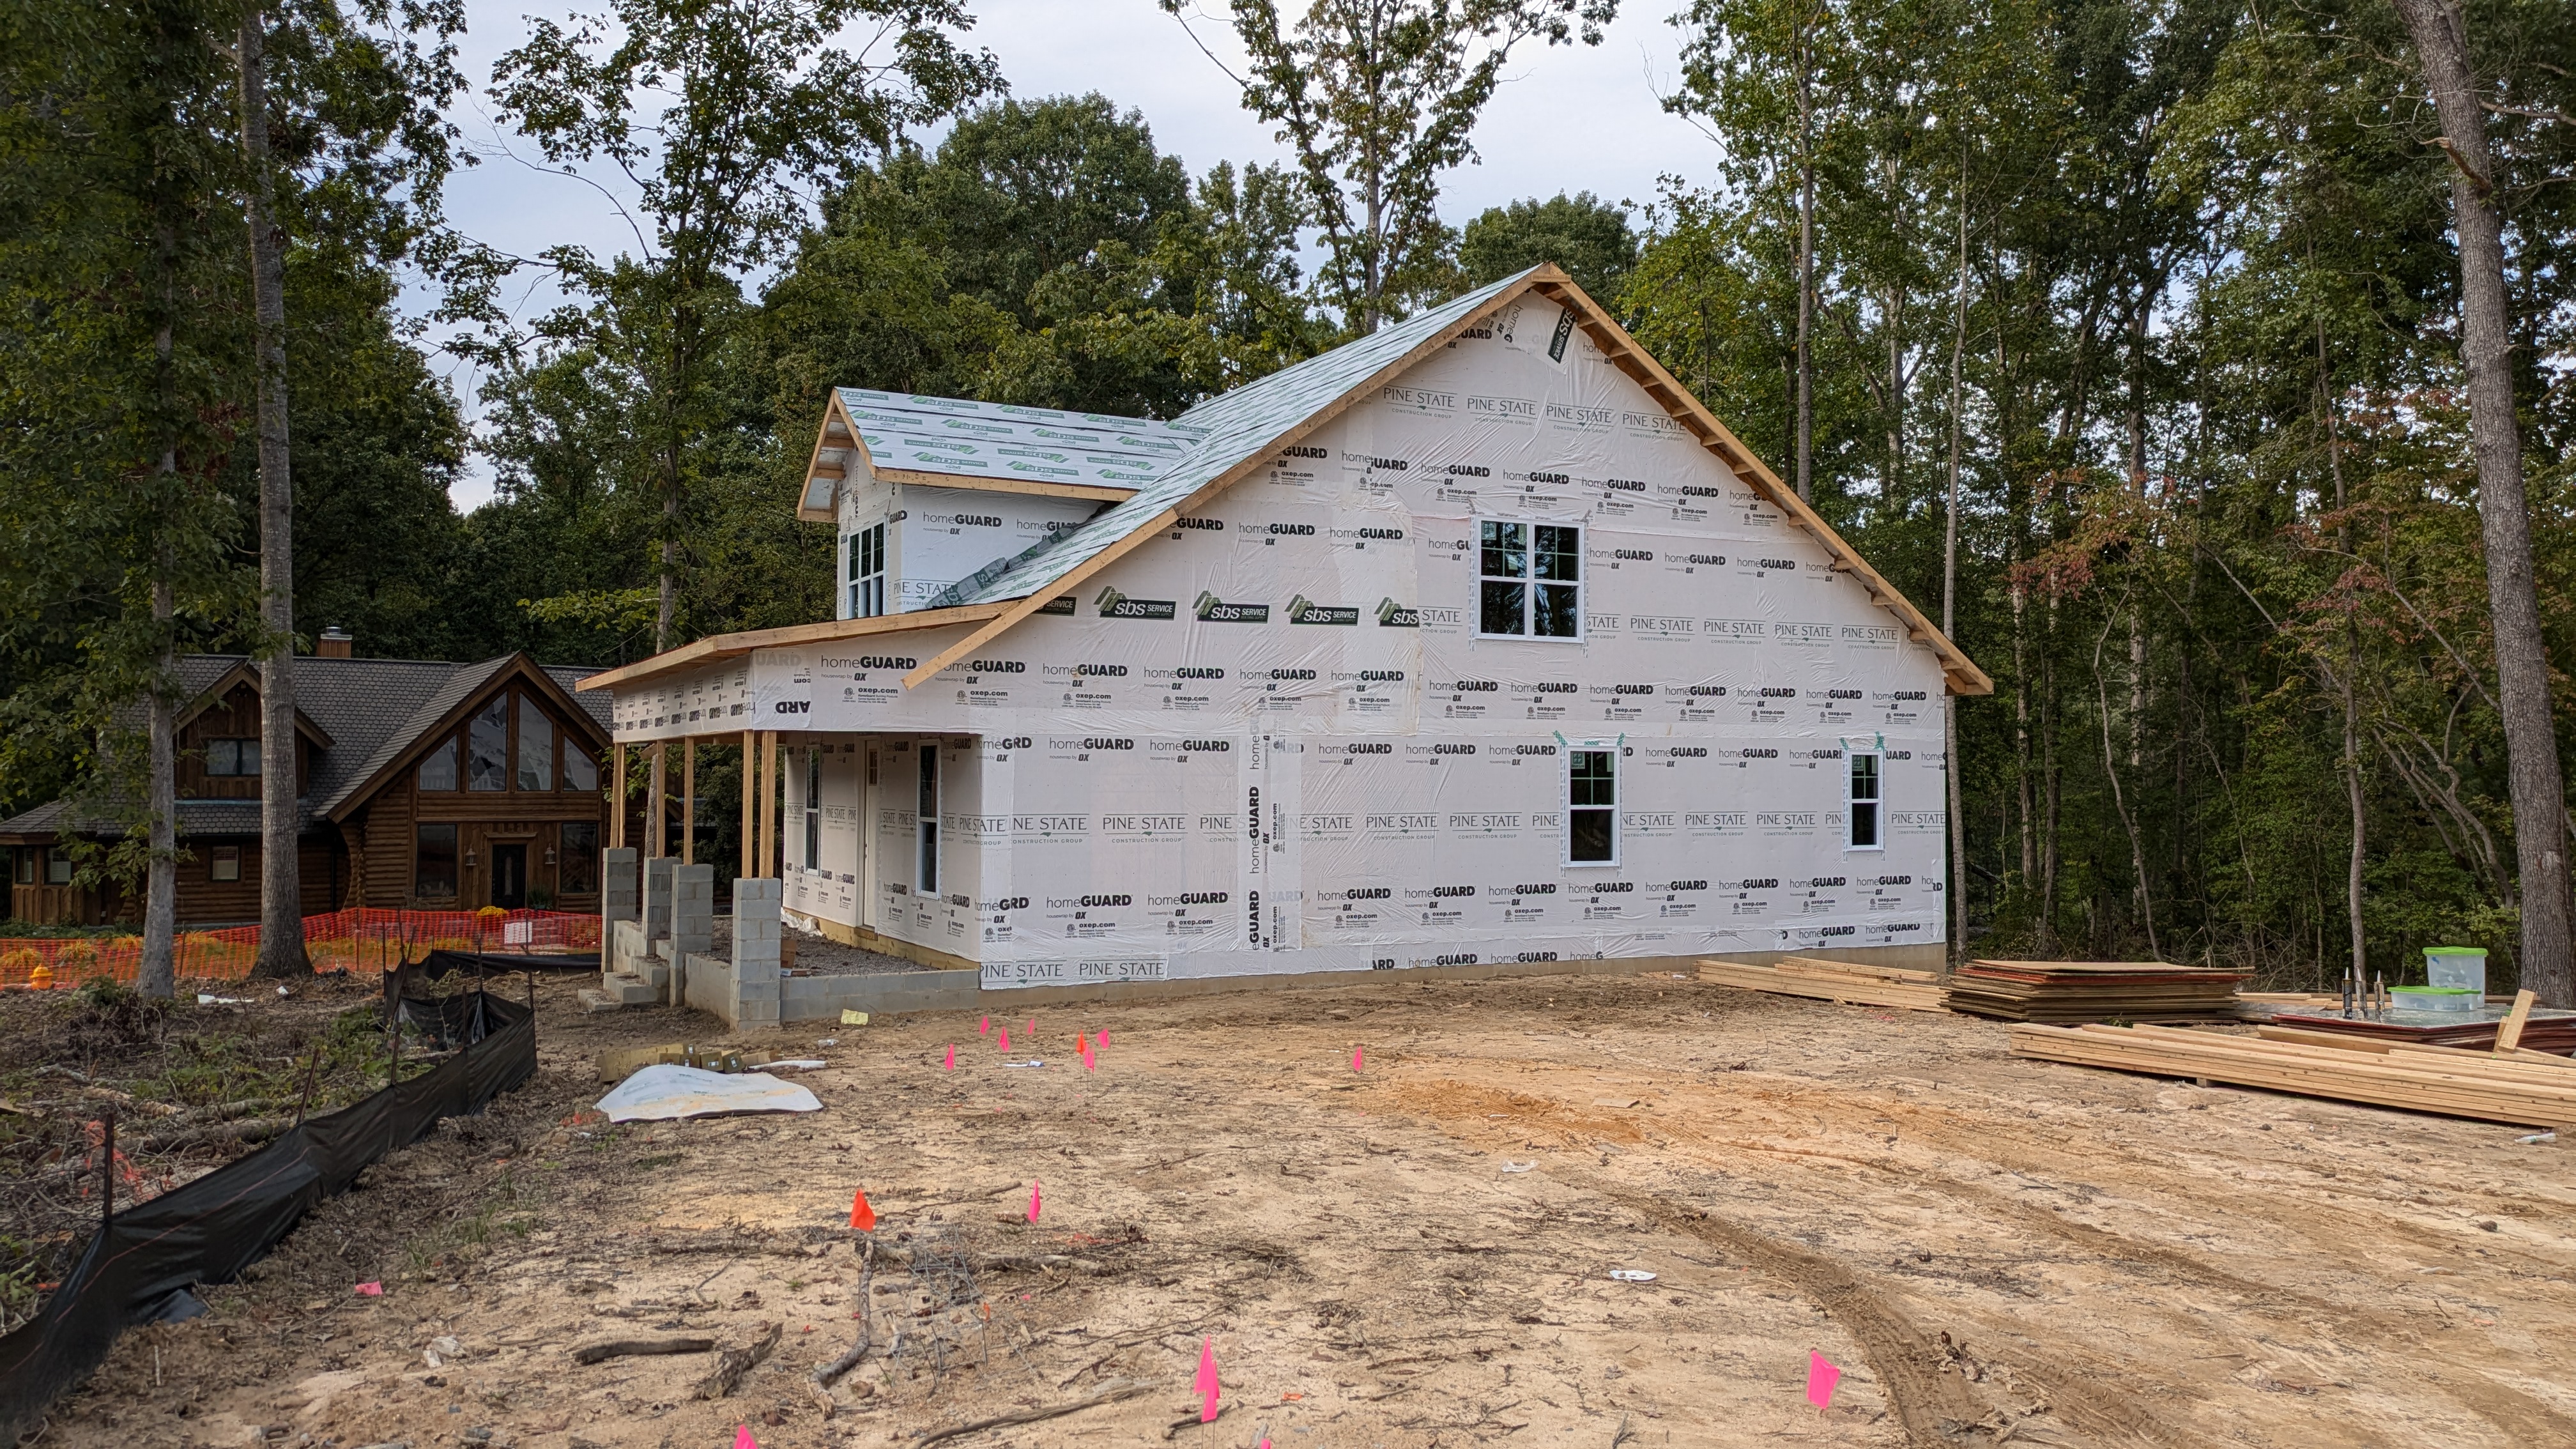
<box><xmin>1627</xmin><ymin>0</ymin><xmax>2576</xmax><ymax>992</ymax></box>
<box><xmin>1166</xmin><ymin>0</ymin><xmax>1618</xmax><ymax>332</ymax></box>
<box><xmin>488</xmin><ymin>0</ymin><xmax>1004</xmax><ymax>649</ymax></box>
<box><xmin>1459</xmin><ymin>191</ymin><xmax>1638</xmax><ymax>302</ymax></box>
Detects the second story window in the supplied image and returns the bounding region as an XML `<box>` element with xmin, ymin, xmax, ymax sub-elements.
<box><xmin>516</xmin><ymin>696</ymin><xmax>554</xmax><ymax>791</ymax></box>
<box><xmin>1478</xmin><ymin>521</ymin><xmax>1581</xmax><ymax>638</ymax></box>
<box><xmin>467</xmin><ymin>696</ymin><xmax>508</xmax><ymax>791</ymax></box>
<box><xmin>418</xmin><ymin>737</ymin><xmax>458</xmax><ymax>791</ymax></box>
<box><xmin>205</xmin><ymin>739</ymin><xmax>262</xmax><ymax>776</ymax></box>
<box><xmin>848</xmin><ymin>523</ymin><xmax>887</xmax><ymax>618</ymax></box>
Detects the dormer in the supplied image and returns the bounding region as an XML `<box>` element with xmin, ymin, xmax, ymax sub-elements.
<box><xmin>797</xmin><ymin>390</ymin><xmax>1206</xmax><ymax>618</ymax></box>
<box><xmin>176</xmin><ymin>665</ymin><xmax>332</xmax><ymax>800</ymax></box>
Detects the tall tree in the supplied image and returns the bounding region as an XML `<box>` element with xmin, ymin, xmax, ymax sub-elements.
<box><xmin>491</xmin><ymin>0</ymin><xmax>1000</xmax><ymax>651</ymax></box>
<box><xmin>1165</xmin><ymin>0</ymin><xmax>1616</xmax><ymax>332</ymax></box>
<box><xmin>2389</xmin><ymin>0</ymin><xmax>2573</xmax><ymax>1006</ymax></box>
<box><xmin>238</xmin><ymin>6</ymin><xmax>304</xmax><ymax>976</ymax></box>
<box><xmin>1458</xmin><ymin>191</ymin><xmax>1637</xmax><ymax>300</ymax></box>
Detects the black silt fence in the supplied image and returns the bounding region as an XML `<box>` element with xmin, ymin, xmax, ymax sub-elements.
<box><xmin>0</xmin><ymin>990</ymin><xmax>536</xmax><ymax>1441</ymax></box>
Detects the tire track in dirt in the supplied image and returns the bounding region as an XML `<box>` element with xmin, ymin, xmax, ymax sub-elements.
<box><xmin>1387</xmin><ymin>1062</ymin><xmax>2576</xmax><ymax>1448</ymax></box>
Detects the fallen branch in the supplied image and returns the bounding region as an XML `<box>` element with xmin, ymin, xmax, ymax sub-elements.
<box><xmin>812</xmin><ymin>1239</ymin><xmax>876</xmax><ymax>1387</ymax></box>
<box><xmin>693</xmin><ymin>1321</ymin><xmax>782</xmax><ymax>1399</ymax></box>
<box><xmin>139</xmin><ymin>1116</ymin><xmax>294</xmax><ymax>1152</ymax></box>
<box><xmin>915</xmin><ymin>1379</ymin><xmax>1154</xmax><ymax>1448</ymax></box>
<box><xmin>571</xmin><ymin>1336</ymin><xmax>714</xmax><ymax>1366</ymax></box>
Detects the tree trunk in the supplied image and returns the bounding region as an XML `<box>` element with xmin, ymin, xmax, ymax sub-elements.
<box><xmin>1944</xmin><ymin>190</ymin><xmax>1966</xmax><ymax>972</ymax></box>
<box><xmin>2039</xmin><ymin>595</ymin><xmax>2060</xmax><ymax>954</ymax></box>
<box><xmin>1793</xmin><ymin>9</ymin><xmax>1814</xmax><ymax>505</ymax></box>
<box><xmin>142</xmin><ymin>562</ymin><xmax>178</xmax><ymax>1001</ymax></box>
<box><xmin>2323</xmin><ymin>312</ymin><xmax>2366</xmax><ymax>983</ymax></box>
<box><xmin>241</xmin><ymin>9</ymin><xmax>305</xmax><ymax>977</ymax></box>
<box><xmin>2393</xmin><ymin>0</ymin><xmax>2573</xmax><ymax>1006</ymax></box>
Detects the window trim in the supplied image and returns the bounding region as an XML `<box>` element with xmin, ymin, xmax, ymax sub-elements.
<box><xmin>848</xmin><ymin>521</ymin><xmax>888</xmax><ymax>619</ymax></box>
<box><xmin>1473</xmin><ymin>518</ymin><xmax>1584</xmax><ymax>641</ymax></box>
<box><xmin>1563</xmin><ymin>740</ymin><xmax>1621</xmax><ymax>868</ymax></box>
<box><xmin>1845</xmin><ymin>747</ymin><xmax>1885</xmax><ymax>852</ymax></box>
<box><xmin>210</xmin><ymin>845</ymin><xmax>241</xmax><ymax>883</ymax></box>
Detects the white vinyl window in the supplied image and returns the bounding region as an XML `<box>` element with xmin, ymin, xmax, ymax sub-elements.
<box><xmin>1846</xmin><ymin>749</ymin><xmax>1883</xmax><ymax>850</ymax></box>
<box><xmin>1477</xmin><ymin>520</ymin><xmax>1582</xmax><ymax>638</ymax></box>
<box><xmin>1567</xmin><ymin>746</ymin><xmax>1618</xmax><ymax>865</ymax></box>
<box><xmin>847</xmin><ymin>523</ymin><xmax>887</xmax><ymax>618</ymax></box>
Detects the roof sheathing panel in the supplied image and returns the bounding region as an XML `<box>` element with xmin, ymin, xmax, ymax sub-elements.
<box><xmin>822</xmin><ymin>389</ymin><xmax>1200</xmax><ymax>493</ymax></box>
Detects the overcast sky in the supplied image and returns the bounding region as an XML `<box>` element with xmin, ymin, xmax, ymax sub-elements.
<box><xmin>427</xmin><ymin>0</ymin><xmax>1719</xmax><ymax>507</ymax></box>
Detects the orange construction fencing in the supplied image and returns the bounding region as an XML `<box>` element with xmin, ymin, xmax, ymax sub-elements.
<box><xmin>0</xmin><ymin>908</ymin><xmax>599</xmax><ymax>989</ymax></box>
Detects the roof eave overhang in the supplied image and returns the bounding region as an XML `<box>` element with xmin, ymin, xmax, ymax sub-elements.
<box><xmin>574</xmin><ymin>602</ymin><xmax>1020</xmax><ymax>700</ymax></box>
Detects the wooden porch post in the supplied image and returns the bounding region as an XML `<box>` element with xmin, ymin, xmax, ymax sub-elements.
<box><xmin>648</xmin><ymin>742</ymin><xmax>666</xmax><ymax>859</ymax></box>
<box><xmin>758</xmin><ymin>732</ymin><xmax>778</xmax><ymax>879</ymax></box>
<box><xmin>681</xmin><ymin>738</ymin><xmax>696</xmax><ymax>866</ymax></box>
<box><xmin>740</xmin><ymin>730</ymin><xmax>755</xmax><ymax>880</ymax></box>
<box><xmin>610</xmin><ymin>744</ymin><xmax>627</xmax><ymax>850</ymax></box>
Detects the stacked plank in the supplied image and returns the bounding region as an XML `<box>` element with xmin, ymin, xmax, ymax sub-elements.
<box><xmin>2009</xmin><ymin>1022</ymin><xmax>2576</xmax><ymax>1126</ymax></box>
<box><xmin>2262</xmin><ymin>1010</ymin><xmax>2576</xmax><ymax>1055</ymax></box>
<box><xmin>1943</xmin><ymin>960</ymin><xmax>2247</xmax><ymax>1023</ymax></box>
<box><xmin>1695</xmin><ymin>956</ymin><xmax>1947</xmax><ymax>1013</ymax></box>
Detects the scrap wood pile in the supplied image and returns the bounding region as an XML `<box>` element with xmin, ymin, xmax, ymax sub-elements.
<box><xmin>1694</xmin><ymin>956</ymin><xmax>1946</xmax><ymax>1012</ymax></box>
<box><xmin>2009</xmin><ymin>1018</ymin><xmax>2576</xmax><ymax>1126</ymax></box>
<box><xmin>1943</xmin><ymin>960</ymin><xmax>2247</xmax><ymax>1022</ymax></box>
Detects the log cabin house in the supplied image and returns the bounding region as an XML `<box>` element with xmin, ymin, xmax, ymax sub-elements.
<box><xmin>1</xmin><ymin>636</ymin><xmax>615</xmax><ymax>926</ymax></box>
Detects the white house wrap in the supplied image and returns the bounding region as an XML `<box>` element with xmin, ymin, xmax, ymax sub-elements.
<box><xmin>585</xmin><ymin>266</ymin><xmax>1989</xmax><ymax>994</ymax></box>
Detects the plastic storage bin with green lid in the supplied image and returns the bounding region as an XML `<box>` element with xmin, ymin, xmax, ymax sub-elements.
<box><xmin>2389</xmin><ymin>985</ymin><xmax>2484</xmax><ymax>1013</ymax></box>
<box><xmin>2422</xmin><ymin>946</ymin><xmax>2487</xmax><ymax>995</ymax></box>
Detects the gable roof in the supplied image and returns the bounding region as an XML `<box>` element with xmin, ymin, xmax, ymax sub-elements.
<box><xmin>590</xmin><ymin>265</ymin><xmax>1989</xmax><ymax>698</ymax></box>
<box><xmin>0</xmin><ymin>654</ymin><xmax>615</xmax><ymax>841</ymax></box>
<box><xmin>797</xmin><ymin>390</ymin><xmax>1208</xmax><ymax>517</ymax></box>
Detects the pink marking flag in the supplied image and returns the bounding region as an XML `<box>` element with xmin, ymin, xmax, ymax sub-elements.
<box><xmin>1195</xmin><ymin>1337</ymin><xmax>1220</xmax><ymax>1422</ymax></box>
<box><xmin>1098</xmin><ymin>1030</ymin><xmax>1110</xmax><ymax>1047</ymax></box>
<box><xmin>942</xmin><ymin>1043</ymin><xmax>956</xmax><ymax>1071</ymax></box>
<box><xmin>735</xmin><ymin>1427</ymin><xmax>760</xmax><ymax>1449</ymax></box>
<box><xmin>1027</xmin><ymin>1016</ymin><xmax>1036</xmax><ymax>1038</ymax></box>
<box><xmin>352</xmin><ymin>1282</ymin><xmax>383</xmax><ymax>1297</ymax></box>
<box><xmin>998</xmin><ymin>1026</ymin><xmax>1011</xmax><ymax>1053</ymax></box>
<box><xmin>979</xmin><ymin>1015</ymin><xmax>990</xmax><ymax>1035</ymax></box>
<box><xmin>1806</xmin><ymin>1351</ymin><xmax>1841</xmax><ymax>1412</ymax></box>
<box><xmin>1027</xmin><ymin>1179</ymin><xmax>1042</xmax><ymax>1222</ymax></box>
<box><xmin>1352</xmin><ymin>1045</ymin><xmax>1364</xmax><ymax>1073</ymax></box>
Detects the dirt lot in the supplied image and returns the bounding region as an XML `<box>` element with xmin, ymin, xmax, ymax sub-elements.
<box><xmin>23</xmin><ymin>968</ymin><xmax>2576</xmax><ymax>1448</ymax></box>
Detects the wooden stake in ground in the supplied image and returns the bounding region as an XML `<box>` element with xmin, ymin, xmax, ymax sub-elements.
<box><xmin>2496</xmin><ymin>990</ymin><xmax>2537</xmax><ymax>1055</ymax></box>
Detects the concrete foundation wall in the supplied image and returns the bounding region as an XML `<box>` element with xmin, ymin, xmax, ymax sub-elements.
<box><xmin>684</xmin><ymin>950</ymin><xmax>739</xmax><ymax>1026</ymax></box>
<box><xmin>737</xmin><ymin>940</ymin><xmax>1946</xmax><ymax>1026</ymax></box>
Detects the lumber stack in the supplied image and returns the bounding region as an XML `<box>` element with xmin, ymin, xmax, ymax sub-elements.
<box><xmin>1943</xmin><ymin>960</ymin><xmax>2246</xmax><ymax>1023</ymax></box>
<box><xmin>2262</xmin><ymin>1010</ymin><xmax>2576</xmax><ymax>1055</ymax></box>
<box><xmin>2009</xmin><ymin>1022</ymin><xmax>2576</xmax><ymax>1126</ymax></box>
<box><xmin>1695</xmin><ymin>956</ymin><xmax>1948</xmax><ymax>1013</ymax></box>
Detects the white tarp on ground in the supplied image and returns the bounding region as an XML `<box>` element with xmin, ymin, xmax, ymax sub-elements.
<box><xmin>595</xmin><ymin>1065</ymin><xmax>823</xmax><ymax>1122</ymax></box>
<box><xmin>614</xmin><ymin>290</ymin><xmax>1952</xmax><ymax>990</ymax></box>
